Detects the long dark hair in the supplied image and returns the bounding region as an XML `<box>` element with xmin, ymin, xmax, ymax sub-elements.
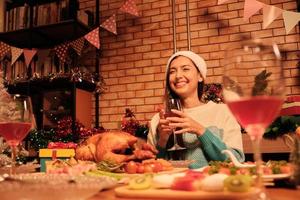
<box><xmin>164</xmin><ymin>56</ymin><xmax>205</xmax><ymax>159</ymax></box>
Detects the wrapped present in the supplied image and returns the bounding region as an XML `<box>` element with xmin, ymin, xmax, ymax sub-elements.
<box><xmin>39</xmin><ymin>148</ymin><xmax>75</xmax><ymax>172</ymax></box>
<box><xmin>281</xmin><ymin>96</ymin><xmax>300</xmax><ymax>116</ymax></box>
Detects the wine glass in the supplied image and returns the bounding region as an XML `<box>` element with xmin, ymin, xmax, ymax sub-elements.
<box><xmin>222</xmin><ymin>39</ymin><xmax>285</xmax><ymax>199</ymax></box>
<box><xmin>0</xmin><ymin>94</ymin><xmax>35</xmax><ymax>175</ymax></box>
<box><xmin>165</xmin><ymin>98</ymin><xmax>186</xmax><ymax>151</ymax></box>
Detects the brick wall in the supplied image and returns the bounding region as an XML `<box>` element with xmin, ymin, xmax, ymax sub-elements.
<box><xmin>79</xmin><ymin>0</ymin><xmax>300</xmax><ymax>130</ymax></box>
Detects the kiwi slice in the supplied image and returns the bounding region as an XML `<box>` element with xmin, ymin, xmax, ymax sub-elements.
<box><xmin>224</xmin><ymin>175</ymin><xmax>252</xmax><ymax>192</ymax></box>
<box><xmin>128</xmin><ymin>175</ymin><xmax>152</xmax><ymax>190</ymax></box>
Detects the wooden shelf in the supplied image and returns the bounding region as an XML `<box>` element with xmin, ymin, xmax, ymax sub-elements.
<box><xmin>6</xmin><ymin>78</ymin><xmax>96</xmax><ymax>95</ymax></box>
<box><xmin>0</xmin><ymin>20</ymin><xmax>89</xmax><ymax>48</ymax></box>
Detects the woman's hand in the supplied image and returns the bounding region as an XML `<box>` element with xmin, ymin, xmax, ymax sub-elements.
<box><xmin>157</xmin><ymin>109</ymin><xmax>173</xmax><ymax>147</ymax></box>
<box><xmin>166</xmin><ymin>109</ymin><xmax>206</xmax><ymax>136</ymax></box>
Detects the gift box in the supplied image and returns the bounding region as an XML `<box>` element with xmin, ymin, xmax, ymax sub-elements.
<box><xmin>39</xmin><ymin>149</ymin><xmax>75</xmax><ymax>172</ymax></box>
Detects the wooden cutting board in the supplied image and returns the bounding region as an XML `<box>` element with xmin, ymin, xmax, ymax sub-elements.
<box><xmin>115</xmin><ymin>186</ymin><xmax>259</xmax><ymax>200</ymax></box>
<box><xmin>118</xmin><ymin>168</ymin><xmax>187</xmax><ymax>177</ymax></box>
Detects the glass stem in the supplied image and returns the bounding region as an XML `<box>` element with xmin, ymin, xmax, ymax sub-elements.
<box><xmin>173</xmin><ymin>131</ymin><xmax>177</xmax><ymax>146</ymax></box>
<box><xmin>10</xmin><ymin>145</ymin><xmax>17</xmax><ymax>175</ymax></box>
<box><xmin>252</xmin><ymin>138</ymin><xmax>264</xmax><ymax>189</ymax></box>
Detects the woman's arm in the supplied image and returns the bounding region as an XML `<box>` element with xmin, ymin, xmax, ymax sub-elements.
<box><xmin>197</xmin><ymin>128</ymin><xmax>245</xmax><ymax>162</ymax></box>
<box><xmin>147</xmin><ymin>113</ymin><xmax>168</xmax><ymax>158</ymax></box>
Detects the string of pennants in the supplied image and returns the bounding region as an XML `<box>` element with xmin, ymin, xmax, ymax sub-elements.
<box><xmin>0</xmin><ymin>0</ymin><xmax>139</xmax><ymax>67</ymax></box>
<box><xmin>218</xmin><ymin>0</ymin><xmax>300</xmax><ymax>34</ymax></box>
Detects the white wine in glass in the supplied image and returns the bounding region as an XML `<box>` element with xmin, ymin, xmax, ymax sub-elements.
<box><xmin>222</xmin><ymin>39</ymin><xmax>285</xmax><ymax>199</ymax></box>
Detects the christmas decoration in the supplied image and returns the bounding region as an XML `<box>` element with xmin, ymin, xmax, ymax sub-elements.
<box><xmin>11</xmin><ymin>46</ymin><xmax>23</xmax><ymax>65</ymax></box>
<box><xmin>84</xmin><ymin>27</ymin><xmax>100</xmax><ymax>49</ymax></box>
<box><xmin>70</xmin><ymin>37</ymin><xmax>85</xmax><ymax>56</ymax></box>
<box><xmin>23</xmin><ymin>49</ymin><xmax>37</xmax><ymax>67</ymax></box>
<box><xmin>202</xmin><ymin>83</ymin><xmax>223</xmax><ymax>104</ymax></box>
<box><xmin>121</xmin><ymin>108</ymin><xmax>148</xmax><ymax>139</ymax></box>
<box><xmin>54</xmin><ymin>42</ymin><xmax>70</xmax><ymax>63</ymax></box>
<box><xmin>100</xmin><ymin>14</ymin><xmax>117</xmax><ymax>35</ymax></box>
<box><xmin>119</xmin><ymin>0</ymin><xmax>139</xmax><ymax>17</ymax></box>
<box><xmin>47</xmin><ymin>141</ymin><xmax>77</xmax><ymax>149</ymax></box>
<box><xmin>264</xmin><ymin>116</ymin><xmax>300</xmax><ymax>140</ymax></box>
<box><xmin>27</xmin><ymin>116</ymin><xmax>105</xmax><ymax>151</ymax></box>
<box><xmin>5</xmin><ymin>69</ymin><xmax>106</xmax><ymax>95</ymax></box>
<box><xmin>121</xmin><ymin>108</ymin><xmax>139</xmax><ymax>135</ymax></box>
<box><xmin>219</xmin><ymin>0</ymin><xmax>300</xmax><ymax>34</ymax></box>
<box><xmin>0</xmin><ymin>41</ymin><xmax>10</xmax><ymax>58</ymax></box>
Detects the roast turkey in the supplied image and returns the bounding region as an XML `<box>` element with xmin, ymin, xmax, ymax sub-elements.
<box><xmin>75</xmin><ymin>131</ymin><xmax>158</xmax><ymax>164</ymax></box>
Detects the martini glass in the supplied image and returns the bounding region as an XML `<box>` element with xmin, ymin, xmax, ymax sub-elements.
<box><xmin>222</xmin><ymin>39</ymin><xmax>285</xmax><ymax>199</ymax></box>
<box><xmin>0</xmin><ymin>94</ymin><xmax>35</xmax><ymax>175</ymax></box>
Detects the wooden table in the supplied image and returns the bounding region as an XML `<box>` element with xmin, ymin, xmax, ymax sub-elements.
<box><xmin>89</xmin><ymin>187</ymin><xmax>300</xmax><ymax>200</ymax></box>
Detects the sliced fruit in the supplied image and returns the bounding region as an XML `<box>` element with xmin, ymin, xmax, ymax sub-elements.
<box><xmin>128</xmin><ymin>175</ymin><xmax>152</xmax><ymax>190</ymax></box>
<box><xmin>224</xmin><ymin>175</ymin><xmax>252</xmax><ymax>192</ymax></box>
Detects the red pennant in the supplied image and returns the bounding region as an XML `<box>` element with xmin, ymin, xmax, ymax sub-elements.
<box><xmin>54</xmin><ymin>43</ymin><xmax>69</xmax><ymax>63</ymax></box>
<box><xmin>11</xmin><ymin>47</ymin><xmax>23</xmax><ymax>66</ymax></box>
<box><xmin>23</xmin><ymin>49</ymin><xmax>37</xmax><ymax>67</ymax></box>
<box><xmin>119</xmin><ymin>0</ymin><xmax>139</xmax><ymax>17</ymax></box>
<box><xmin>70</xmin><ymin>37</ymin><xmax>85</xmax><ymax>56</ymax></box>
<box><xmin>100</xmin><ymin>14</ymin><xmax>117</xmax><ymax>35</ymax></box>
<box><xmin>0</xmin><ymin>41</ymin><xmax>11</xmax><ymax>58</ymax></box>
<box><xmin>84</xmin><ymin>27</ymin><xmax>100</xmax><ymax>49</ymax></box>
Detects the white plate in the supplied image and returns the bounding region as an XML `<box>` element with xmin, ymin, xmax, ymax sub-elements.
<box><xmin>0</xmin><ymin>163</ymin><xmax>40</xmax><ymax>174</ymax></box>
<box><xmin>262</xmin><ymin>173</ymin><xmax>291</xmax><ymax>180</ymax></box>
<box><xmin>192</xmin><ymin>167</ymin><xmax>291</xmax><ymax>180</ymax></box>
<box><xmin>0</xmin><ymin>173</ymin><xmax>117</xmax><ymax>200</ymax></box>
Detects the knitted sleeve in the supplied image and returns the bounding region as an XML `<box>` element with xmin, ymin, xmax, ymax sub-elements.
<box><xmin>198</xmin><ymin>129</ymin><xmax>245</xmax><ymax>162</ymax></box>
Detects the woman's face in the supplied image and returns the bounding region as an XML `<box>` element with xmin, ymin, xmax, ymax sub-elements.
<box><xmin>168</xmin><ymin>56</ymin><xmax>203</xmax><ymax>98</ymax></box>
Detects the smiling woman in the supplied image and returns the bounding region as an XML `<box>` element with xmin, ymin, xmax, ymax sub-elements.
<box><xmin>147</xmin><ymin>51</ymin><xmax>245</xmax><ymax>169</ymax></box>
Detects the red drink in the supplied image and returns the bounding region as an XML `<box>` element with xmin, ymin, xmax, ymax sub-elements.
<box><xmin>227</xmin><ymin>96</ymin><xmax>283</xmax><ymax>139</ymax></box>
<box><xmin>164</xmin><ymin>112</ymin><xmax>180</xmax><ymax>118</ymax></box>
<box><xmin>0</xmin><ymin>122</ymin><xmax>32</xmax><ymax>146</ymax></box>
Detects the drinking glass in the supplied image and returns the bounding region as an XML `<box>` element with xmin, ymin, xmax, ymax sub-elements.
<box><xmin>222</xmin><ymin>39</ymin><xmax>285</xmax><ymax>199</ymax></box>
<box><xmin>0</xmin><ymin>94</ymin><xmax>35</xmax><ymax>175</ymax></box>
<box><xmin>165</xmin><ymin>98</ymin><xmax>186</xmax><ymax>151</ymax></box>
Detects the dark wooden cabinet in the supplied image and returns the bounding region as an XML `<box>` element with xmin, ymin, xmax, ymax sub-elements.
<box><xmin>0</xmin><ymin>0</ymin><xmax>96</xmax><ymax>131</ymax></box>
<box><xmin>7</xmin><ymin>79</ymin><xmax>95</xmax><ymax>130</ymax></box>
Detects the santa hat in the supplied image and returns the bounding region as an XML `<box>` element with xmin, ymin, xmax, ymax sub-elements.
<box><xmin>166</xmin><ymin>51</ymin><xmax>207</xmax><ymax>79</ymax></box>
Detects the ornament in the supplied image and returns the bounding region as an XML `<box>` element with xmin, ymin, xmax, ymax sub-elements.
<box><xmin>120</xmin><ymin>108</ymin><xmax>148</xmax><ymax>139</ymax></box>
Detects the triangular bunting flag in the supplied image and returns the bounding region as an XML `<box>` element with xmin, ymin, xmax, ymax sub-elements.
<box><xmin>54</xmin><ymin>42</ymin><xmax>69</xmax><ymax>63</ymax></box>
<box><xmin>263</xmin><ymin>5</ymin><xmax>283</xmax><ymax>29</ymax></box>
<box><xmin>0</xmin><ymin>41</ymin><xmax>11</xmax><ymax>58</ymax></box>
<box><xmin>119</xmin><ymin>0</ymin><xmax>139</xmax><ymax>17</ymax></box>
<box><xmin>23</xmin><ymin>49</ymin><xmax>37</xmax><ymax>67</ymax></box>
<box><xmin>11</xmin><ymin>47</ymin><xmax>23</xmax><ymax>66</ymax></box>
<box><xmin>243</xmin><ymin>0</ymin><xmax>264</xmax><ymax>21</ymax></box>
<box><xmin>84</xmin><ymin>27</ymin><xmax>100</xmax><ymax>49</ymax></box>
<box><xmin>282</xmin><ymin>10</ymin><xmax>300</xmax><ymax>34</ymax></box>
<box><xmin>218</xmin><ymin>0</ymin><xmax>230</xmax><ymax>5</ymax></box>
<box><xmin>70</xmin><ymin>37</ymin><xmax>85</xmax><ymax>56</ymax></box>
<box><xmin>100</xmin><ymin>14</ymin><xmax>117</xmax><ymax>35</ymax></box>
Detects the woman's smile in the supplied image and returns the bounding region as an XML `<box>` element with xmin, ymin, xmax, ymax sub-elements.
<box><xmin>174</xmin><ymin>80</ymin><xmax>188</xmax><ymax>88</ymax></box>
